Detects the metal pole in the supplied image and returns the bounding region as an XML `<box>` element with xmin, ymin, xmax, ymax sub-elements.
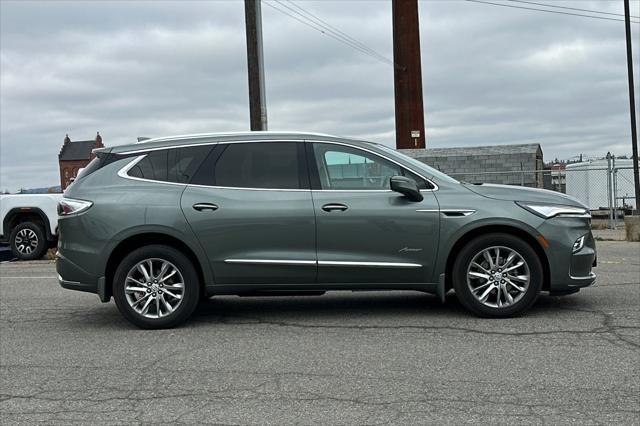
<box><xmin>623</xmin><ymin>0</ymin><xmax>639</xmax><ymax>211</ymax></box>
<box><xmin>607</xmin><ymin>152</ymin><xmax>614</xmax><ymax>229</ymax></box>
<box><xmin>613</xmin><ymin>155</ymin><xmax>618</xmax><ymax>228</ymax></box>
<box><xmin>244</xmin><ymin>0</ymin><xmax>268</xmax><ymax>131</ymax></box>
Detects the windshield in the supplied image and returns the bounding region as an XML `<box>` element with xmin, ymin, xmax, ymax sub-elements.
<box><xmin>374</xmin><ymin>144</ymin><xmax>460</xmax><ymax>184</ymax></box>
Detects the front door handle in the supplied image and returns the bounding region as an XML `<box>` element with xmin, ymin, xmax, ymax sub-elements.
<box><xmin>193</xmin><ymin>203</ymin><xmax>219</xmax><ymax>211</ymax></box>
<box><xmin>322</xmin><ymin>203</ymin><xmax>348</xmax><ymax>212</ymax></box>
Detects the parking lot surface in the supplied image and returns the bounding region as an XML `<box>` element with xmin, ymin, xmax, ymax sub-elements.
<box><xmin>1</xmin><ymin>241</ymin><xmax>639</xmax><ymax>425</ymax></box>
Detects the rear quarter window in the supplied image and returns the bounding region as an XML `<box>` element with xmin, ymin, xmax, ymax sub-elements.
<box><xmin>127</xmin><ymin>146</ymin><xmax>212</xmax><ymax>183</ymax></box>
<box><xmin>75</xmin><ymin>157</ymin><xmax>102</xmax><ymax>181</ymax></box>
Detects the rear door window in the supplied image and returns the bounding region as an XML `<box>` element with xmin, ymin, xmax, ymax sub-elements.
<box><xmin>212</xmin><ymin>142</ymin><xmax>304</xmax><ymax>189</ymax></box>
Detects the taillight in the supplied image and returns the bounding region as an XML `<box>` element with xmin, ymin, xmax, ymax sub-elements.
<box><xmin>58</xmin><ymin>198</ymin><xmax>93</xmax><ymax>216</ymax></box>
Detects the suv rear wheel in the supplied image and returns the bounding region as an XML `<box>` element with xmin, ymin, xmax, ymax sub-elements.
<box><xmin>9</xmin><ymin>222</ymin><xmax>47</xmax><ymax>261</ymax></box>
<box><xmin>113</xmin><ymin>245</ymin><xmax>200</xmax><ymax>329</ymax></box>
<box><xmin>452</xmin><ymin>233</ymin><xmax>543</xmax><ymax>317</ymax></box>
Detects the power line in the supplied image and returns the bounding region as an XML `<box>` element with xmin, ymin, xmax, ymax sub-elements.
<box><xmin>262</xmin><ymin>1</ymin><xmax>396</xmax><ymax>67</ymax></box>
<box><xmin>262</xmin><ymin>2</ymin><xmax>375</xmax><ymax>60</ymax></box>
<box><xmin>465</xmin><ymin>0</ymin><xmax>640</xmax><ymax>23</ymax></box>
<box><xmin>286</xmin><ymin>1</ymin><xmax>395</xmax><ymax>66</ymax></box>
<box><xmin>507</xmin><ymin>0</ymin><xmax>640</xmax><ymax>20</ymax></box>
<box><xmin>269</xmin><ymin>0</ymin><xmax>396</xmax><ymax>66</ymax></box>
<box><xmin>274</xmin><ymin>0</ymin><xmax>393</xmax><ymax>64</ymax></box>
<box><xmin>264</xmin><ymin>0</ymin><xmax>639</xmax><ymax>68</ymax></box>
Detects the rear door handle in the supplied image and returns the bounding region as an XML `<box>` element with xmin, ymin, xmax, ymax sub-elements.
<box><xmin>322</xmin><ymin>203</ymin><xmax>348</xmax><ymax>212</ymax></box>
<box><xmin>193</xmin><ymin>203</ymin><xmax>219</xmax><ymax>211</ymax></box>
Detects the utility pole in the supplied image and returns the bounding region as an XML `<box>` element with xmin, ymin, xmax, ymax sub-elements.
<box><xmin>392</xmin><ymin>0</ymin><xmax>426</xmax><ymax>149</ymax></box>
<box><xmin>624</xmin><ymin>0</ymin><xmax>639</xmax><ymax>210</ymax></box>
<box><xmin>244</xmin><ymin>0</ymin><xmax>268</xmax><ymax>131</ymax></box>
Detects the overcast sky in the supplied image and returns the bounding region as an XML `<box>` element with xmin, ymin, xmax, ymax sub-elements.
<box><xmin>1</xmin><ymin>0</ymin><xmax>638</xmax><ymax>191</ymax></box>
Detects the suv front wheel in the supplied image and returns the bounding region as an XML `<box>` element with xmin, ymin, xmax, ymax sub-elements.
<box><xmin>113</xmin><ymin>245</ymin><xmax>200</xmax><ymax>329</ymax></box>
<box><xmin>452</xmin><ymin>233</ymin><xmax>543</xmax><ymax>318</ymax></box>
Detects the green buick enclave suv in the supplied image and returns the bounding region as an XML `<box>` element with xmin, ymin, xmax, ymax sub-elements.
<box><xmin>57</xmin><ymin>132</ymin><xmax>596</xmax><ymax>328</ymax></box>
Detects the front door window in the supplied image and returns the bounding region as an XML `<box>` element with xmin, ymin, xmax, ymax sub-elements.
<box><xmin>312</xmin><ymin>143</ymin><xmax>427</xmax><ymax>190</ymax></box>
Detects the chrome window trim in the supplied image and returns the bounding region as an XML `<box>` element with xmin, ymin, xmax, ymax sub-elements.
<box><xmin>189</xmin><ymin>184</ymin><xmax>310</xmax><ymax>192</ymax></box>
<box><xmin>120</xmin><ymin>139</ymin><xmax>302</xmax><ymax>155</ymax></box>
<box><xmin>116</xmin><ymin>138</ymin><xmax>440</xmax><ymax>192</ymax></box>
<box><xmin>313</xmin><ymin>189</ymin><xmax>436</xmax><ymax>193</ymax></box>
<box><xmin>136</xmin><ymin>131</ymin><xmax>339</xmax><ymax>145</ymax></box>
<box><xmin>119</xmin><ymin>142</ymin><xmax>220</xmax><ymax>155</ymax></box>
<box><xmin>313</xmin><ymin>189</ymin><xmax>392</xmax><ymax>193</ymax></box>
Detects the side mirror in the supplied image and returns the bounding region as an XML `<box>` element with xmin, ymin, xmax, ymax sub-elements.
<box><xmin>390</xmin><ymin>176</ymin><xmax>423</xmax><ymax>202</ymax></box>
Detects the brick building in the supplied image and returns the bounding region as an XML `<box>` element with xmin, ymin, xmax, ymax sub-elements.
<box><xmin>543</xmin><ymin>162</ymin><xmax>567</xmax><ymax>193</ymax></box>
<box><xmin>58</xmin><ymin>132</ymin><xmax>104</xmax><ymax>190</ymax></box>
<box><xmin>401</xmin><ymin>144</ymin><xmax>544</xmax><ymax>188</ymax></box>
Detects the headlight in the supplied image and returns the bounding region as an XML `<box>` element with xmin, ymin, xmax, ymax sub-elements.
<box><xmin>58</xmin><ymin>198</ymin><xmax>93</xmax><ymax>216</ymax></box>
<box><xmin>516</xmin><ymin>202</ymin><xmax>590</xmax><ymax>219</ymax></box>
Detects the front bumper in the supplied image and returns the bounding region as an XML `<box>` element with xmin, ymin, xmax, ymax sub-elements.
<box><xmin>537</xmin><ymin>217</ymin><xmax>597</xmax><ymax>293</ymax></box>
<box><xmin>568</xmin><ymin>233</ymin><xmax>597</xmax><ymax>286</ymax></box>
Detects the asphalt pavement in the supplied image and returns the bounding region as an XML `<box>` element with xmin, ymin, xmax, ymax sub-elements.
<box><xmin>1</xmin><ymin>242</ymin><xmax>639</xmax><ymax>425</ymax></box>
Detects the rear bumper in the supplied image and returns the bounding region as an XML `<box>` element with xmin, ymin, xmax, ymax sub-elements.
<box><xmin>56</xmin><ymin>252</ymin><xmax>109</xmax><ymax>302</ymax></box>
<box><xmin>58</xmin><ymin>274</ymin><xmax>95</xmax><ymax>293</ymax></box>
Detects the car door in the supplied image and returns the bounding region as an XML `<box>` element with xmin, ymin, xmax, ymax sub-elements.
<box><xmin>181</xmin><ymin>141</ymin><xmax>317</xmax><ymax>285</ymax></box>
<box><xmin>308</xmin><ymin>142</ymin><xmax>440</xmax><ymax>284</ymax></box>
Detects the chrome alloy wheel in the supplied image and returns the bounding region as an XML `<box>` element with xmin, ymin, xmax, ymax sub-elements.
<box><xmin>14</xmin><ymin>229</ymin><xmax>38</xmax><ymax>255</ymax></box>
<box><xmin>124</xmin><ymin>258</ymin><xmax>185</xmax><ymax>319</ymax></box>
<box><xmin>466</xmin><ymin>246</ymin><xmax>530</xmax><ymax>308</ymax></box>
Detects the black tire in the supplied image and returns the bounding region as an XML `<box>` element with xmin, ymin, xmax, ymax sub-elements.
<box><xmin>9</xmin><ymin>222</ymin><xmax>48</xmax><ymax>261</ymax></box>
<box><xmin>113</xmin><ymin>245</ymin><xmax>200</xmax><ymax>329</ymax></box>
<box><xmin>452</xmin><ymin>233</ymin><xmax>543</xmax><ymax>318</ymax></box>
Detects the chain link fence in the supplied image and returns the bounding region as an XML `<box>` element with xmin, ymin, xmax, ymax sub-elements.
<box><xmin>446</xmin><ymin>161</ymin><xmax>637</xmax><ymax>229</ymax></box>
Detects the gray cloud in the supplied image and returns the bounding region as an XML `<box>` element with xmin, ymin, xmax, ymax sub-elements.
<box><xmin>1</xmin><ymin>0</ymin><xmax>638</xmax><ymax>191</ymax></box>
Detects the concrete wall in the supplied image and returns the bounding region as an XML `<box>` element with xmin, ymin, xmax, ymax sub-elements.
<box><xmin>400</xmin><ymin>145</ymin><xmax>544</xmax><ymax>188</ymax></box>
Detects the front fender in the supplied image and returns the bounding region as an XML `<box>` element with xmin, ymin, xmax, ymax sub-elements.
<box><xmin>433</xmin><ymin>214</ymin><xmax>547</xmax><ymax>281</ymax></box>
